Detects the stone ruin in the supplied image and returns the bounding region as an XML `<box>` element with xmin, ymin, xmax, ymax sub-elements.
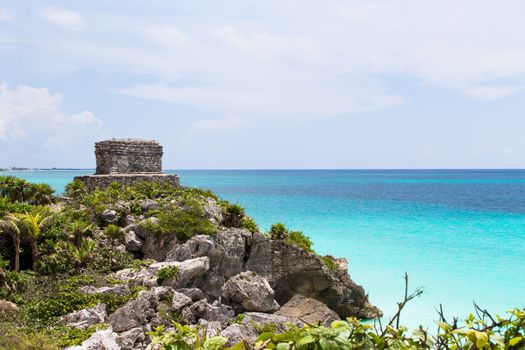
<box><xmin>75</xmin><ymin>138</ymin><xmax>179</xmax><ymax>191</ymax></box>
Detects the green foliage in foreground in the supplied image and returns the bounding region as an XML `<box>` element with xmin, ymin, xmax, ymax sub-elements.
<box><xmin>0</xmin><ymin>176</ymin><xmax>55</xmax><ymax>205</ymax></box>
<box><xmin>148</xmin><ymin>307</ymin><xmax>525</xmax><ymax>350</ymax></box>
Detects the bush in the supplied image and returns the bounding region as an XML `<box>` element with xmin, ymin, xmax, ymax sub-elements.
<box><xmin>104</xmin><ymin>224</ymin><xmax>123</xmax><ymax>242</ymax></box>
<box><xmin>64</xmin><ymin>179</ymin><xmax>87</xmax><ymax>198</ymax></box>
<box><xmin>320</xmin><ymin>255</ymin><xmax>338</xmax><ymax>271</ymax></box>
<box><xmin>157</xmin><ymin>266</ymin><xmax>179</xmax><ymax>284</ymax></box>
<box><xmin>144</xmin><ymin>205</ymin><xmax>217</xmax><ymax>241</ymax></box>
<box><xmin>223</xmin><ymin>203</ymin><xmax>244</xmax><ymax>227</ymax></box>
<box><xmin>269</xmin><ymin>222</ymin><xmax>288</xmax><ymax>240</ymax></box>
<box><xmin>287</xmin><ymin>230</ymin><xmax>313</xmax><ymax>252</ymax></box>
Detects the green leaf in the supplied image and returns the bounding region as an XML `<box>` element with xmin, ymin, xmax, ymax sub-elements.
<box><xmin>296</xmin><ymin>335</ymin><xmax>315</xmax><ymax>346</ymax></box>
<box><xmin>475</xmin><ymin>332</ymin><xmax>488</xmax><ymax>348</ymax></box>
<box><xmin>509</xmin><ymin>336</ymin><xmax>523</xmax><ymax>346</ymax></box>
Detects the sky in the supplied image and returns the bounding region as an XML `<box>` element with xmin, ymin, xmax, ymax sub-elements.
<box><xmin>0</xmin><ymin>0</ymin><xmax>524</xmax><ymax>169</ymax></box>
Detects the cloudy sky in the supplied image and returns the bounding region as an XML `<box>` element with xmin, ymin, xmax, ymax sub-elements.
<box><xmin>1</xmin><ymin>1</ymin><xmax>524</xmax><ymax>168</ymax></box>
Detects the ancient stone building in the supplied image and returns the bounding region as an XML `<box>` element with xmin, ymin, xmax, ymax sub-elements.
<box><xmin>95</xmin><ymin>139</ymin><xmax>163</xmax><ymax>174</ymax></box>
<box><xmin>74</xmin><ymin>138</ymin><xmax>179</xmax><ymax>191</ymax></box>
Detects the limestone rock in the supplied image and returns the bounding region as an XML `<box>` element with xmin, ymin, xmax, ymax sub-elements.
<box><xmin>176</xmin><ymin>288</ymin><xmax>205</xmax><ymax>302</ymax></box>
<box><xmin>116</xmin><ymin>327</ymin><xmax>146</xmax><ymax>350</ymax></box>
<box><xmin>66</xmin><ymin>329</ymin><xmax>120</xmax><ymax>350</ymax></box>
<box><xmin>108</xmin><ymin>288</ymin><xmax>172</xmax><ymax>333</ymax></box>
<box><xmin>114</xmin><ymin>257</ymin><xmax>209</xmax><ymax>288</ymax></box>
<box><xmin>275</xmin><ymin>294</ymin><xmax>340</xmax><ymax>327</ymax></box>
<box><xmin>124</xmin><ymin>230</ymin><xmax>144</xmax><ymax>251</ymax></box>
<box><xmin>203</xmin><ymin>198</ymin><xmax>223</xmax><ymax>224</ymax></box>
<box><xmin>245</xmin><ymin>232</ymin><xmax>382</xmax><ymax>319</ymax></box>
<box><xmin>188</xmin><ymin>299</ymin><xmax>235</xmax><ymax>324</ymax></box>
<box><xmin>221</xmin><ymin>271</ymin><xmax>279</xmax><ymax>313</ymax></box>
<box><xmin>0</xmin><ymin>299</ymin><xmax>18</xmax><ymax>312</ymax></box>
<box><xmin>139</xmin><ymin>199</ymin><xmax>159</xmax><ymax>211</ymax></box>
<box><xmin>171</xmin><ymin>291</ymin><xmax>193</xmax><ymax>310</ymax></box>
<box><xmin>79</xmin><ymin>285</ymin><xmax>130</xmax><ymax>296</ymax></box>
<box><xmin>59</xmin><ymin>303</ymin><xmax>107</xmax><ymax>330</ymax></box>
<box><xmin>220</xmin><ymin>324</ymin><xmax>258</xmax><ymax>346</ymax></box>
<box><xmin>100</xmin><ymin>209</ymin><xmax>118</xmax><ymax>224</ymax></box>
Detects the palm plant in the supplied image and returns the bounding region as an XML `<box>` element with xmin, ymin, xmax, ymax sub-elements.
<box><xmin>0</xmin><ymin>214</ymin><xmax>23</xmax><ymax>272</ymax></box>
<box><xmin>26</xmin><ymin>183</ymin><xmax>55</xmax><ymax>205</ymax></box>
<box><xmin>65</xmin><ymin>239</ymin><xmax>97</xmax><ymax>274</ymax></box>
<box><xmin>69</xmin><ymin>221</ymin><xmax>93</xmax><ymax>248</ymax></box>
<box><xmin>18</xmin><ymin>212</ymin><xmax>52</xmax><ymax>271</ymax></box>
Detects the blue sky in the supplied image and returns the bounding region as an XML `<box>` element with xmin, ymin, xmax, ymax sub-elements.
<box><xmin>1</xmin><ymin>0</ymin><xmax>524</xmax><ymax>169</ymax></box>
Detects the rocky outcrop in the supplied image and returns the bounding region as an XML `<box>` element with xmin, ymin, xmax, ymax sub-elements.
<box><xmin>108</xmin><ymin>287</ymin><xmax>174</xmax><ymax>332</ymax></box>
<box><xmin>221</xmin><ymin>271</ymin><xmax>279</xmax><ymax>313</ymax></box>
<box><xmin>59</xmin><ymin>304</ymin><xmax>107</xmax><ymax>330</ymax></box>
<box><xmin>115</xmin><ymin>257</ymin><xmax>209</xmax><ymax>288</ymax></box>
<box><xmin>79</xmin><ymin>285</ymin><xmax>130</xmax><ymax>296</ymax></box>
<box><xmin>275</xmin><ymin>294</ymin><xmax>340</xmax><ymax>326</ymax></box>
<box><xmin>166</xmin><ymin>228</ymin><xmax>381</xmax><ymax>319</ymax></box>
<box><xmin>245</xmin><ymin>232</ymin><xmax>381</xmax><ymax>319</ymax></box>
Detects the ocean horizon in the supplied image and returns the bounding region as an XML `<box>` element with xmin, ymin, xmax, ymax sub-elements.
<box><xmin>2</xmin><ymin>168</ymin><xmax>524</xmax><ymax>329</ymax></box>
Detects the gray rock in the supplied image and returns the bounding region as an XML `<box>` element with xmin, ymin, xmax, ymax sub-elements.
<box><xmin>136</xmin><ymin>217</ymin><xmax>179</xmax><ymax>260</ymax></box>
<box><xmin>203</xmin><ymin>198</ymin><xmax>223</xmax><ymax>224</ymax></box>
<box><xmin>245</xmin><ymin>232</ymin><xmax>382</xmax><ymax>319</ymax></box>
<box><xmin>188</xmin><ymin>299</ymin><xmax>235</xmax><ymax>324</ymax></box>
<box><xmin>167</xmin><ymin>228</ymin><xmax>249</xmax><ymax>298</ymax></box>
<box><xmin>222</xmin><ymin>271</ymin><xmax>279</xmax><ymax>313</ymax></box>
<box><xmin>177</xmin><ymin>288</ymin><xmax>205</xmax><ymax>302</ymax></box>
<box><xmin>117</xmin><ymin>327</ymin><xmax>146</xmax><ymax>350</ymax></box>
<box><xmin>196</xmin><ymin>320</ymin><xmax>223</xmax><ymax>338</ymax></box>
<box><xmin>275</xmin><ymin>294</ymin><xmax>340</xmax><ymax>326</ymax></box>
<box><xmin>114</xmin><ymin>258</ymin><xmax>209</xmax><ymax>288</ymax></box>
<box><xmin>139</xmin><ymin>199</ymin><xmax>159</xmax><ymax>211</ymax></box>
<box><xmin>79</xmin><ymin>285</ymin><xmax>130</xmax><ymax>296</ymax></box>
<box><xmin>242</xmin><ymin>312</ymin><xmax>290</xmax><ymax>329</ymax></box>
<box><xmin>108</xmin><ymin>290</ymin><xmax>158</xmax><ymax>332</ymax></box>
<box><xmin>0</xmin><ymin>300</ymin><xmax>18</xmax><ymax>312</ymax></box>
<box><xmin>124</xmin><ymin>230</ymin><xmax>144</xmax><ymax>251</ymax></box>
<box><xmin>65</xmin><ymin>329</ymin><xmax>120</xmax><ymax>350</ymax></box>
<box><xmin>172</xmin><ymin>291</ymin><xmax>193</xmax><ymax>310</ymax></box>
<box><xmin>59</xmin><ymin>303</ymin><xmax>107</xmax><ymax>330</ymax></box>
<box><xmin>220</xmin><ymin>324</ymin><xmax>257</xmax><ymax>346</ymax></box>
<box><xmin>100</xmin><ymin>209</ymin><xmax>118</xmax><ymax>224</ymax></box>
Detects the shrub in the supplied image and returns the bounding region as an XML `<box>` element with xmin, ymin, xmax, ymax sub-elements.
<box><xmin>157</xmin><ymin>266</ymin><xmax>179</xmax><ymax>284</ymax></box>
<box><xmin>64</xmin><ymin>179</ymin><xmax>87</xmax><ymax>198</ymax></box>
<box><xmin>320</xmin><ymin>255</ymin><xmax>338</xmax><ymax>271</ymax></box>
<box><xmin>145</xmin><ymin>205</ymin><xmax>216</xmax><ymax>241</ymax></box>
<box><xmin>104</xmin><ymin>224</ymin><xmax>123</xmax><ymax>242</ymax></box>
<box><xmin>287</xmin><ymin>230</ymin><xmax>313</xmax><ymax>252</ymax></box>
<box><xmin>241</xmin><ymin>216</ymin><xmax>259</xmax><ymax>233</ymax></box>
<box><xmin>223</xmin><ymin>203</ymin><xmax>244</xmax><ymax>227</ymax></box>
<box><xmin>269</xmin><ymin>222</ymin><xmax>288</xmax><ymax>240</ymax></box>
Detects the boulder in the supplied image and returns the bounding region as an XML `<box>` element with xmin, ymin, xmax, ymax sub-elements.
<box><xmin>79</xmin><ymin>285</ymin><xmax>130</xmax><ymax>296</ymax></box>
<box><xmin>108</xmin><ymin>287</ymin><xmax>173</xmax><ymax>333</ymax></box>
<box><xmin>136</xmin><ymin>217</ymin><xmax>179</xmax><ymax>260</ymax></box>
<box><xmin>242</xmin><ymin>312</ymin><xmax>290</xmax><ymax>329</ymax></box>
<box><xmin>167</xmin><ymin>228</ymin><xmax>249</xmax><ymax>298</ymax></box>
<box><xmin>177</xmin><ymin>288</ymin><xmax>205</xmax><ymax>302</ymax></box>
<box><xmin>116</xmin><ymin>327</ymin><xmax>146</xmax><ymax>350</ymax></box>
<box><xmin>139</xmin><ymin>199</ymin><xmax>159</xmax><ymax>211</ymax></box>
<box><xmin>100</xmin><ymin>209</ymin><xmax>118</xmax><ymax>224</ymax></box>
<box><xmin>275</xmin><ymin>294</ymin><xmax>340</xmax><ymax>326</ymax></box>
<box><xmin>59</xmin><ymin>304</ymin><xmax>107</xmax><ymax>330</ymax></box>
<box><xmin>245</xmin><ymin>232</ymin><xmax>382</xmax><ymax>319</ymax></box>
<box><xmin>65</xmin><ymin>329</ymin><xmax>120</xmax><ymax>350</ymax></box>
<box><xmin>124</xmin><ymin>230</ymin><xmax>144</xmax><ymax>251</ymax></box>
<box><xmin>188</xmin><ymin>299</ymin><xmax>235</xmax><ymax>324</ymax></box>
<box><xmin>203</xmin><ymin>198</ymin><xmax>223</xmax><ymax>224</ymax></box>
<box><xmin>221</xmin><ymin>271</ymin><xmax>279</xmax><ymax>313</ymax></box>
<box><xmin>171</xmin><ymin>291</ymin><xmax>193</xmax><ymax>310</ymax></box>
<box><xmin>220</xmin><ymin>324</ymin><xmax>258</xmax><ymax>346</ymax></box>
<box><xmin>0</xmin><ymin>300</ymin><xmax>18</xmax><ymax>313</ymax></box>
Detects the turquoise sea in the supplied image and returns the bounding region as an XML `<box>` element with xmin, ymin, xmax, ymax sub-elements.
<box><xmin>1</xmin><ymin>169</ymin><xmax>524</xmax><ymax>329</ymax></box>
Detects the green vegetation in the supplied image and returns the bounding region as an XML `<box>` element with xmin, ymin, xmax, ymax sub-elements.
<box><xmin>104</xmin><ymin>223</ymin><xmax>123</xmax><ymax>242</ymax></box>
<box><xmin>269</xmin><ymin>222</ymin><xmax>313</xmax><ymax>252</ymax></box>
<box><xmin>157</xmin><ymin>265</ymin><xmax>179</xmax><ymax>284</ymax></box>
<box><xmin>0</xmin><ymin>176</ymin><xmax>55</xmax><ymax>205</ymax></box>
<box><xmin>320</xmin><ymin>255</ymin><xmax>338</xmax><ymax>271</ymax></box>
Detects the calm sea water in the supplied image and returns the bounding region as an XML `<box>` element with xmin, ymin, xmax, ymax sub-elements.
<box><xmin>2</xmin><ymin>169</ymin><xmax>524</xmax><ymax>329</ymax></box>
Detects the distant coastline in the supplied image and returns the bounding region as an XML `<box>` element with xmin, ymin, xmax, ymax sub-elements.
<box><xmin>0</xmin><ymin>167</ymin><xmax>93</xmax><ymax>172</ymax></box>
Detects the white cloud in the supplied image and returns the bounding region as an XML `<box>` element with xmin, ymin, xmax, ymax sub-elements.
<box><xmin>0</xmin><ymin>83</ymin><xmax>103</xmax><ymax>165</ymax></box>
<box><xmin>462</xmin><ymin>85</ymin><xmax>523</xmax><ymax>100</ymax></box>
<box><xmin>38</xmin><ymin>7</ymin><xmax>85</xmax><ymax>30</ymax></box>
<box><xmin>0</xmin><ymin>7</ymin><xmax>12</xmax><ymax>21</ymax></box>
